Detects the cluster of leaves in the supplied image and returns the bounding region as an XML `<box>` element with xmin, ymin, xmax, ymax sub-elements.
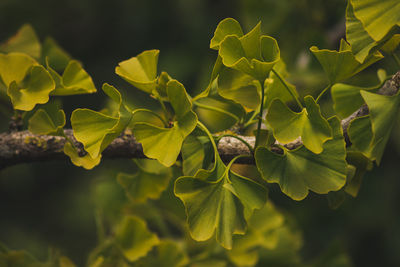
<box><xmin>0</xmin><ymin>0</ymin><xmax>400</xmax><ymax>266</ymax></box>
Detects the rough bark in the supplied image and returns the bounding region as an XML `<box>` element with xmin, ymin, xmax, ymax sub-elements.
<box><xmin>0</xmin><ymin>71</ymin><xmax>399</xmax><ymax>169</ymax></box>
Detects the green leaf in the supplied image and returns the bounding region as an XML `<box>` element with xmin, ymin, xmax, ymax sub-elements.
<box><xmin>71</xmin><ymin>83</ymin><xmax>132</xmax><ymax>159</ymax></box>
<box><xmin>175</xmin><ymin>129</ymin><xmax>267</xmax><ymax>249</ymax></box>
<box><xmin>346</xmin><ymin>1</ymin><xmax>379</xmax><ymax>63</ymax></box>
<box><xmin>310</xmin><ymin>40</ymin><xmax>383</xmax><ymax>83</ymax></box>
<box><xmin>219</xmin><ymin>32</ymin><xmax>280</xmax><ymax>82</ymax></box>
<box><xmin>115</xmin><ymin>49</ymin><xmax>159</xmax><ymax>94</ymax></box>
<box><xmin>135</xmin><ymin>240</ymin><xmax>189</xmax><ymax>267</ymax></box>
<box><xmin>227</xmin><ymin>202</ymin><xmax>285</xmax><ymax>266</ymax></box>
<box><xmin>0</xmin><ymin>24</ymin><xmax>41</xmax><ymax>59</ymax></box>
<box><xmin>381</xmin><ymin>34</ymin><xmax>400</xmax><ymax>53</ymax></box>
<box><xmin>217</xmin><ymin>67</ymin><xmax>260</xmax><ymax>110</ymax></box>
<box><xmin>48</xmin><ymin>59</ymin><xmax>97</xmax><ymax>96</ymax></box>
<box><xmin>210</xmin><ymin>18</ymin><xmax>244</xmax><ymax>50</ymax></box>
<box><xmin>63</xmin><ymin>142</ymin><xmax>101</xmax><ymax>170</ymax></box>
<box><xmin>351</xmin><ymin>0</ymin><xmax>400</xmax><ymax>42</ymax></box>
<box><xmin>194</xmin><ymin>79</ymin><xmax>246</xmax><ymax>133</ymax></box>
<box><xmin>0</xmin><ymin>52</ymin><xmax>37</xmax><ymax>88</ymax></box>
<box><xmin>266</xmin><ymin>96</ymin><xmax>332</xmax><ymax>154</ymax></box>
<box><xmin>255</xmin><ymin>117</ymin><xmax>347</xmax><ymax>201</ymax></box>
<box><xmin>181</xmin><ymin>132</ymin><xmax>213</xmax><ymax>176</ymax></box>
<box><xmin>115</xmin><ymin>216</ymin><xmax>160</xmax><ymax>262</ymax></box>
<box><xmin>117</xmin><ymin>159</ymin><xmax>172</xmax><ymax>202</ymax></box>
<box><xmin>7</xmin><ymin>65</ymin><xmax>55</xmax><ymax>111</ymax></box>
<box><xmin>28</xmin><ymin>108</ymin><xmax>65</xmax><ymax>135</ymax></box>
<box><xmin>40</xmin><ymin>37</ymin><xmax>71</xmax><ymax>72</ymax></box>
<box><xmin>264</xmin><ymin>60</ymin><xmax>298</xmax><ymax>109</ymax></box>
<box><xmin>133</xmin><ymin>80</ymin><xmax>197</xmax><ymax>167</ymax></box>
<box><xmin>344</xmin><ymin>151</ymin><xmax>373</xmax><ymax>197</ymax></box>
<box><xmin>331</xmin><ymin>82</ymin><xmax>378</xmax><ymax>118</ymax></box>
<box><xmin>350</xmin><ymin>91</ymin><xmax>400</xmax><ymax>164</ymax></box>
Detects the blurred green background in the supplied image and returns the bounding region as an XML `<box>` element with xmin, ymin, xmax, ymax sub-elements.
<box><xmin>1</xmin><ymin>0</ymin><xmax>400</xmax><ymax>266</ymax></box>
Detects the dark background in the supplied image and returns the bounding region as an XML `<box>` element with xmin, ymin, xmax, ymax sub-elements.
<box><xmin>0</xmin><ymin>0</ymin><xmax>400</xmax><ymax>266</ymax></box>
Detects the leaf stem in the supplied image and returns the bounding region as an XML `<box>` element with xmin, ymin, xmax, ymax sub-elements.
<box><xmin>271</xmin><ymin>68</ymin><xmax>303</xmax><ymax>109</ymax></box>
<box><xmin>316</xmin><ymin>84</ymin><xmax>332</xmax><ymax>103</ymax></box>
<box><xmin>197</xmin><ymin>121</ymin><xmax>218</xmax><ymax>153</ymax></box>
<box><xmin>255</xmin><ymin>80</ymin><xmax>265</xmax><ymax>148</ymax></box>
<box><xmin>217</xmin><ymin>134</ymin><xmax>254</xmax><ymax>154</ymax></box>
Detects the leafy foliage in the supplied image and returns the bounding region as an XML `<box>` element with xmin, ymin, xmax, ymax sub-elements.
<box><xmin>1</xmin><ymin>1</ymin><xmax>400</xmax><ymax>266</ymax></box>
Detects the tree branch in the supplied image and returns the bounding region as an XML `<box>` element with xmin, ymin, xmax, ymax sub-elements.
<box><xmin>0</xmin><ymin>71</ymin><xmax>399</xmax><ymax>169</ymax></box>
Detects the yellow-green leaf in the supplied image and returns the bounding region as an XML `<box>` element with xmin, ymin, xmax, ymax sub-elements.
<box><xmin>115</xmin><ymin>49</ymin><xmax>159</xmax><ymax>94</ymax></box>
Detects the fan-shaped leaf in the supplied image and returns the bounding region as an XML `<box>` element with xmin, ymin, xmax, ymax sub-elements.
<box><xmin>217</xmin><ymin>67</ymin><xmax>260</xmax><ymax>110</ymax></box>
<box><xmin>115</xmin><ymin>50</ymin><xmax>159</xmax><ymax>93</ymax></box>
<box><xmin>264</xmin><ymin>60</ymin><xmax>298</xmax><ymax>109</ymax></box>
<box><xmin>63</xmin><ymin>143</ymin><xmax>101</xmax><ymax>170</ymax></box>
<box><xmin>219</xmin><ymin>33</ymin><xmax>280</xmax><ymax>82</ymax></box>
<box><xmin>7</xmin><ymin>65</ymin><xmax>55</xmax><ymax>111</ymax></box>
<box><xmin>310</xmin><ymin>40</ymin><xmax>383</xmax><ymax>83</ymax></box>
<box><xmin>115</xmin><ymin>216</ymin><xmax>159</xmax><ymax>262</ymax></box>
<box><xmin>71</xmin><ymin>84</ymin><xmax>132</xmax><ymax>159</ymax></box>
<box><xmin>28</xmin><ymin>108</ymin><xmax>65</xmax><ymax>135</ymax></box>
<box><xmin>210</xmin><ymin>18</ymin><xmax>244</xmax><ymax>50</ymax></box>
<box><xmin>0</xmin><ymin>24</ymin><xmax>41</xmax><ymax>59</ymax></box>
<box><xmin>351</xmin><ymin>0</ymin><xmax>400</xmax><ymax>42</ymax></box>
<box><xmin>350</xmin><ymin>91</ymin><xmax>400</xmax><ymax>164</ymax></box>
<box><xmin>117</xmin><ymin>159</ymin><xmax>172</xmax><ymax>202</ymax></box>
<box><xmin>133</xmin><ymin>80</ymin><xmax>197</xmax><ymax>167</ymax></box>
<box><xmin>47</xmin><ymin>59</ymin><xmax>96</xmax><ymax>96</ymax></box>
<box><xmin>40</xmin><ymin>37</ymin><xmax>71</xmax><ymax>72</ymax></box>
<box><xmin>134</xmin><ymin>240</ymin><xmax>189</xmax><ymax>267</ymax></box>
<box><xmin>175</xmin><ymin>130</ymin><xmax>267</xmax><ymax>249</ymax></box>
<box><xmin>331</xmin><ymin>82</ymin><xmax>378</xmax><ymax>118</ymax></box>
<box><xmin>266</xmin><ymin>96</ymin><xmax>332</xmax><ymax>154</ymax></box>
<box><xmin>255</xmin><ymin>117</ymin><xmax>347</xmax><ymax>201</ymax></box>
<box><xmin>227</xmin><ymin>202</ymin><xmax>285</xmax><ymax>267</ymax></box>
<box><xmin>0</xmin><ymin>52</ymin><xmax>37</xmax><ymax>88</ymax></box>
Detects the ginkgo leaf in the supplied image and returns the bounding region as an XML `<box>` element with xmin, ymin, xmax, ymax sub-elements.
<box><xmin>264</xmin><ymin>60</ymin><xmax>298</xmax><ymax>109</ymax></box>
<box><xmin>117</xmin><ymin>159</ymin><xmax>172</xmax><ymax>202</ymax></box>
<box><xmin>227</xmin><ymin>202</ymin><xmax>285</xmax><ymax>266</ymax></box>
<box><xmin>210</xmin><ymin>18</ymin><xmax>244</xmax><ymax>50</ymax></box>
<box><xmin>115</xmin><ymin>49</ymin><xmax>159</xmax><ymax>93</ymax></box>
<box><xmin>194</xmin><ymin>79</ymin><xmax>246</xmax><ymax>133</ymax></box>
<box><xmin>175</xmin><ymin>156</ymin><xmax>267</xmax><ymax>249</ymax></box>
<box><xmin>345</xmin><ymin>1</ymin><xmax>379</xmax><ymax>63</ymax></box>
<box><xmin>266</xmin><ymin>95</ymin><xmax>332</xmax><ymax>154</ymax></box>
<box><xmin>380</xmin><ymin>34</ymin><xmax>400</xmax><ymax>53</ymax></box>
<box><xmin>114</xmin><ymin>216</ymin><xmax>160</xmax><ymax>262</ymax></box>
<box><xmin>310</xmin><ymin>39</ymin><xmax>383</xmax><ymax>83</ymax></box>
<box><xmin>181</xmin><ymin>132</ymin><xmax>213</xmax><ymax>176</ymax></box>
<box><xmin>28</xmin><ymin>108</ymin><xmax>65</xmax><ymax>135</ymax></box>
<box><xmin>0</xmin><ymin>24</ymin><xmax>41</xmax><ymax>59</ymax></box>
<box><xmin>175</xmin><ymin>127</ymin><xmax>267</xmax><ymax>249</ymax></box>
<box><xmin>349</xmin><ymin>91</ymin><xmax>400</xmax><ymax>164</ymax></box>
<box><xmin>331</xmin><ymin>82</ymin><xmax>378</xmax><ymax>118</ymax></box>
<box><xmin>255</xmin><ymin>117</ymin><xmax>347</xmax><ymax>201</ymax></box>
<box><xmin>350</xmin><ymin>0</ymin><xmax>400</xmax><ymax>43</ymax></box>
<box><xmin>133</xmin><ymin>80</ymin><xmax>197</xmax><ymax>167</ymax></box>
<box><xmin>217</xmin><ymin>67</ymin><xmax>260</xmax><ymax>110</ymax></box>
<box><xmin>47</xmin><ymin>59</ymin><xmax>97</xmax><ymax>96</ymax></box>
<box><xmin>63</xmin><ymin>142</ymin><xmax>101</xmax><ymax>170</ymax></box>
<box><xmin>219</xmin><ymin>30</ymin><xmax>280</xmax><ymax>82</ymax></box>
<box><xmin>0</xmin><ymin>52</ymin><xmax>37</xmax><ymax>87</ymax></box>
<box><xmin>134</xmin><ymin>240</ymin><xmax>189</xmax><ymax>267</ymax></box>
<box><xmin>71</xmin><ymin>83</ymin><xmax>132</xmax><ymax>159</ymax></box>
<box><xmin>7</xmin><ymin>65</ymin><xmax>55</xmax><ymax>111</ymax></box>
<box><xmin>40</xmin><ymin>37</ymin><xmax>71</xmax><ymax>72</ymax></box>
<box><xmin>346</xmin><ymin>1</ymin><xmax>399</xmax><ymax>63</ymax></box>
